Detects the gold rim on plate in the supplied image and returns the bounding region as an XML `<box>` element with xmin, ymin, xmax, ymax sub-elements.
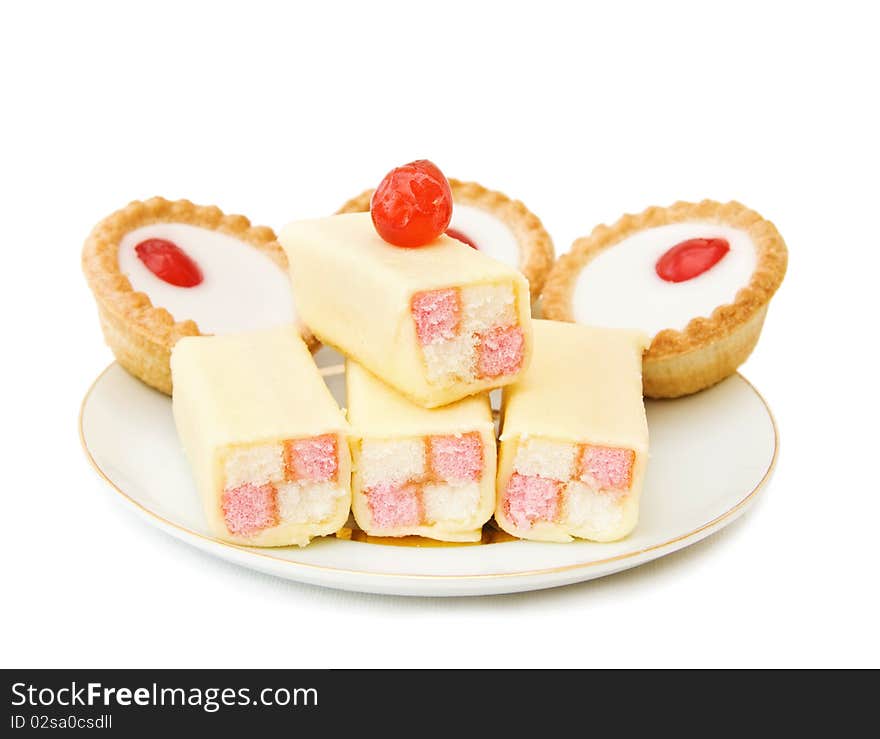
<box><xmin>78</xmin><ymin>363</ymin><xmax>778</xmax><ymax>582</ymax></box>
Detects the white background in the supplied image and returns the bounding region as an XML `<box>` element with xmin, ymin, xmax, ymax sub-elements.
<box><xmin>2</xmin><ymin>1</ymin><xmax>877</xmax><ymax>668</ymax></box>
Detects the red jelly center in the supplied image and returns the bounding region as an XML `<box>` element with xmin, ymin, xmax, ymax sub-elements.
<box><xmin>446</xmin><ymin>228</ymin><xmax>478</xmax><ymax>250</ymax></box>
<box><xmin>655</xmin><ymin>238</ymin><xmax>730</xmax><ymax>283</ymax></box>
<box><xmin>135</xmin><ymin>238</ymin><xmax>203</xmax><ymax>287</ymax></box>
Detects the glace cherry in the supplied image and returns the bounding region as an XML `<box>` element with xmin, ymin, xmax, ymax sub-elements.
<box><xmin>135</xmin><ymin>238</ymin><xmax>203</xmax><ymax>287</ymax></box>
<box><xmin>370</xmin><ymin>159</ymin><xmax>453</xmax><ymax>248</ymax></box>
<box><xmin>446</xmin><ymin>228</ymin><xmax>478</xmax><ymax>249</ymax></box>
<box><xmin>656</xmin><ymin>238</ymin><xmax>730</xmax><ymax>283</ymax></box>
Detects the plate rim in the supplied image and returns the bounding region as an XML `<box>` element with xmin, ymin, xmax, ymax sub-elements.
<box><xmin>78</xmin><ymin>362</ymin><xmax>779</xmax><ymax>582</ymax></box>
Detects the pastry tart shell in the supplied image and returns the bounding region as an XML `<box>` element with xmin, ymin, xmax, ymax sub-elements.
<box><xmin>541</xmin><ymin>200</ymin><xmax>787</xmax><ymax>398</ymax></box>
<box><xmin>338</xmin><ymin>179</ymin><xmax>555</xmax><ymax>300</ymax></box>
<box><xmin>82</xmin><ymin>197</ymin><xmax>317</xmax><ymax>396</ymax></box>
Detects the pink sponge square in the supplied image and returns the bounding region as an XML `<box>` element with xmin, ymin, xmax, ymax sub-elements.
<box><xmin>579</xmin><ymin>445</ymin><xmax>635</xmax><ymax>491</ymax></box>
<box><xmin>366</xmin><ymin>482</ymin><xmax>424</xmax><ymax>529</ymax></box>
<box><xmin>411</xmin><ymin>288</ymin><xmax>461</xmax><ymax>345</ymax></box>
<box><xmin>222</xmin><ymin>483</ymin><xmax>279</xmax><ymax>536</ymax></box>
<box><xmin>504</xmin><ymin>473</ymin><xmax>560</xmax><ymax>529</ymax></box>
<box><xmin>428</xmin><ymin>432</ymin><xmax>483</xmax><ymax>482</ymax></box>
<box><xmin>285</xmin><ymin>434</ymin><xmax>338</xmax><ymax>482</ymax></box>
<box><xmin>476</xmin><ymin>325</ymin><xmax>525</xmax><ymax>378</ymax></box>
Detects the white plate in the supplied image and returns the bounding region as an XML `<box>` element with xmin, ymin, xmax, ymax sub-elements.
<box><xmin>79</xmin><ymin>353</ymin><xmax>777</xmax><ymax>596</ymax></box>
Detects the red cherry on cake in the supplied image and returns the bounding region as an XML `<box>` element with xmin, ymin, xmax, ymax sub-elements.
<box><xmin>371</xmin><ymin>159</ymin><xmax>453</xmax><ymax>248</ymax></box>
<box><xmin>656</xmin><ymin>238</ymin><xmax>730</xmax><ymax>283</ymax></box>
<box><xmin>135</xmin><ymin>238</ymin><xmax>203</xmax><ymax>287</ymax></box>
<box><xmin>446</xmin><ymin>227</ymin><xmax>479</xmax><ymax>250</ymax></box>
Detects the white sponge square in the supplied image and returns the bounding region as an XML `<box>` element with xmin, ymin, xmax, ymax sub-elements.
<box><xmin>513</xmin><ymin>438</ymin><xmax>577</xmax><ymax>481</ymax></box>
<box><xmin>422</xmin><ymin>334</ymin><xmax>476</xmax><ymax>383</ymax></box>
<box><xmin>277</xmin><ymin>481</ymin><xmax>346</xmax><ymax>524</ymax></box>
<box><xmin>461</xmin><ymin>284</ymin><xmax>516</xmax><ymax>334</ymax></box>
<box><xmin>223</xmin><ymin>443</ymin><xmax>284</xmax><ymax>488</ymax></box>
<box><xmin>563</xmin><ymin>481</ymin><xmax>623</xmax><ymax>535</ymax></box>
<box><xmin>359</xmin><ymin>438</ymin><xmax>426</xmax><ymax>488</ymax></box>
<box><xmin>423</xmin><ymin>482</ymin><xmax>481</xmax><ymax>523</ymax></box>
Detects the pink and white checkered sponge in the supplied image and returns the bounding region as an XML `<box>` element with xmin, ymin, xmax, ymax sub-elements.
<box><xmin>361</xmin><ymin>432</ymin><xmax>486</xmax><ymax>533</ymax></box>
<box><xmin>411</xmin><ymin>284</ymin><xmax>525</xmax><ymax>384</ymax></box>
<box><xmin>502</xmin><ymin>438</ymin><xmax>636</xmax><ymax>533</ymax></box>
<box><xmin>220</xmin><ymin>434</ymin><xmax>344</xmax><ymax>537</ymax></box>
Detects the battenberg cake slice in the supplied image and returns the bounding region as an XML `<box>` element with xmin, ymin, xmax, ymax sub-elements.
<box><xmin>279</xmin><ymin>212</ymin><xmax>533</xmax><ymax>408</ymax></box>
<box><xmin>495</xmin><ymin>320</ymin><xmax>649</xmax><ymax>542</ymax></box>
<box><xmin>346</xmin><ymin>360</ymin><xmax>496</xmax><ymax>542</ymax></box>
<box><xmin>170</xmin><ymin>326</ymin><xmax>351</xmax><ymax>547</ymax></box>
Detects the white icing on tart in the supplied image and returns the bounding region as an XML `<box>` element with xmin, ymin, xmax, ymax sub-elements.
<box><xmin>573</xmin><ymin>222</ymin><xmax>757</xmax><ymax>337</ymax></box>
<box><xmin>118</xmin><ymin>223</ymin><xmax>295</xmax><ymax>335</ymax></box>
<box><xmin>449</xmin><ymin>204</ymin><xmax>519</xmax><ymax>269</ymax></box>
